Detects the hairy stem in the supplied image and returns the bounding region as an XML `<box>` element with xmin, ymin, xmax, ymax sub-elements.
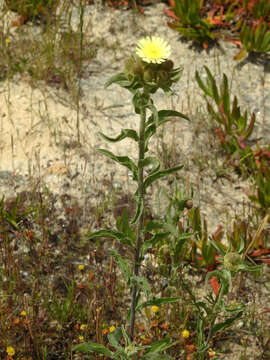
<box><xmin>130</xmin><ymin>102</ymin><xmax>146</xmax><ymax>341</ymax></box>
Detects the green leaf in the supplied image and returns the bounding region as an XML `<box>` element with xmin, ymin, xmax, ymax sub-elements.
<box><xmin>143</xmin><ymin>165</ymin><xmax>183</xmax><ymax>191</ymax></box>
<box><xmin>208</xmin><ymin>236</ymin><xmax>226</xmax><ymax>256</ymax></box>
<box><xmin>109</xmin><ymin>248</ymin><xmax>131</xmax><ymax>283</ymax></box>
<box><xmin>195</xmin><ymin>70</ymin><xmax>212</xmax><ymax>97</ymax></box>
<box><xmin>131</xmin><ymin>275</ymin><xmax>151</xmax><ymax>296</ymax></box>
<box><xmin>108</xmin><ymin>332</ymin><xmax>123</xmax><ymax>351</ymax></box>
<box><xmin>146</xmin><ymin>110</ymin><xmax>189</xmax><ymax>128</ymax></box>
<box><xmin>98</xmin><ymin>149</ymin><xmax>138</xmax><ymax>181</ymax></box>
<box><xmin>116</xmin><ymin>209</ymin><xmax>136</xmax><ymax>242</ymax></box>
<box><xmin>145</xmin><ymin>338</ymin><xmax>171</xmax><ymax>354</ymax></box>
<box><xmin>147</xmin><ymin>102</ymin><xmax>159</xmax><ymax>125</ymax></box>
<box><xmin>174</xmin><ymin>233</ymin><xmax>193</xmax><ymax>260</ymax></box>
<box><xmin>99</xmin><ymin>129</ymin><xmax>139</xmax><ymax>143</ymax></box>
<box><xmin>104</xmin><ymin>72</ymin><xmax>132</xmax><ymax>89</ymax></box>
<box><xmin>72</xmin><ymin>342</ymin><xmax>113</xmax><ymax>358</ymax></box>
<box><xmin>132</xmin><ymin>91</ymin><xmax>151</xmax><ymax>114</ymax></box>
<box><xmin>204</xmin><ymin>66</ymin><xmax>220</xmax><ymax>104</ymax></box>
<box><xmin>136</xmin><ymin>297</ymin><xmax>181</xmax><ymax>312</ymax></box>
<box><xmin>131</xmin><ymin>197</ymin><xmax>144</xmax><ymax>224</ymax></box>
<box><xmin>205</xmin><ymin>268</ymin><xmax>231</xmax><ymax>295</ymax></box>
<box><xmin>142</xmin><ymin>232</ymin><xmax>170</xmax><ymax>257</ymax></box>
<box><xmin>139</xmin><ymin>157</ymin><xmax>160</xmax><ymax>175</ymax></box>
<box><xmin>221</xmin><ymin>73</ymin><xmax>230</xmax><ymax>117</ymax></box>
<box><xmin>211</xmin><ymin>311</ymin><xmax>243</xmax><ymax>335</ymax></box>
<box><xmin>86</xmin><ymin>229</ymin><xmax>134</xmax><ymax>247</ymax></box>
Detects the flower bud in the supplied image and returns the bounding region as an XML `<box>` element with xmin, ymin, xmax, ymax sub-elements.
<box><xmin>160</xmin><ymin>59</ymin><xmax>174</xmax><ymax>71</ymax></box>
<box><xmin>223</xmin><ymin>252</ymin><xmax>242</xmax><ymax>272</ymax></box>
<box><xmin>185</xmin><ymin>200</ymin><xmax>193</xmax><ymax>209</ymax></box>
<box><xmin>156</xmin><ymin>70</ymin><xmax>170</xmax><ymax>85</ymax></box>
<box><xmin>143</xmin><ymin>68</ymin><xmax>155</xmax><ymax>83</ymax></box>
<box><xmin>125</xmin><ymin>56</ymin><xmax>144</xmax><ymax>79</ymax></box>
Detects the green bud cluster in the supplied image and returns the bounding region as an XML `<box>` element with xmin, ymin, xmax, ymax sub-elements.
<box><xmin>124</xmin><ymin>55</ymin><xmax>176</xmax><ymax>90</ymax></box>
<box><xmin>223</xmin><ymin>252</ymin><xmax>242</xmax><ymax>272</ymax></box>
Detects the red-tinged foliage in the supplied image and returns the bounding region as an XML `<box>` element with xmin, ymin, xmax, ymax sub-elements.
<box><xmin>249</xmin><ymin>248</ymin><xmax>270</xmax><ymax>257</ymax></box>
<box><xmin>164</xmin><ymin>8</ymin><xmax>180</xmax><ymax>21</ymax></box>
<box><xmin>209</xmin><ymin>276</ymin><xmax>220</xmax><ymax>296</ymax></box>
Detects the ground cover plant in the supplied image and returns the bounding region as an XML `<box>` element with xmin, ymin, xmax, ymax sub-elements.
<box><xmin>0</xmin><ymin>0</ymin><xmax>270</xmax><ymax>359</ymax></box>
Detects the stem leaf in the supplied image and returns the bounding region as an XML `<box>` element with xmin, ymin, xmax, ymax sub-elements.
<box><xmin>98</xmin><ymin>149</ymin><xmax>138</xmax><ymax>181</ymax></box>
<box><xmin>72</xmin><ymin>343</ymin><xmax>113</xmax><ymax>358</ymax></box>
<box><xmin>143</xmin><ymin>165</ymin><xmax>184</xmax><ymax>191</ymax></box>
<box><xmin>131</xmin><ymin>197</ymin><xmax>144</xmax><ymax>224</ymax></box>
<box><xmin>139</xmin><ymin>156</ymin><xmax>160</xmax><ymax>174</ymax></box>
<box><xmin>86</xmin><ymin>229</ymin><xmax>134</xmax><ymax>247</ymax></box>
<box><xmin>99</xmin><ymin>129</ymin><xmax>139</xmax><ymax>143</ymax></box>
<box><xmin>211</xmin><ymin>311</ymin><xmax>243</xmax><ymax>336</ymax></box>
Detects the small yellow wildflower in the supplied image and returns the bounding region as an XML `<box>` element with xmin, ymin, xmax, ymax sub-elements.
<box><xmin>78</xmin><ymin>264</ymin><xmax>85</xmax><ymax>271</ymax></box>
<box><xmin>5</xmin><ymin>38</ymin><xmax>11</xmax><ymax>44</ymax></box>
<box><xmin>151</xmin><ymin>305</ymin><xmax>159</xmax><ymax>313</ymax></box>
<box><xmin>20</xmin><ymin>310</ymin><xmax>27</xmax><ymax>316</ymax></box>
<box><xmin>78</xmin><ymin>335</ymin><xmax>84</xmax><ymax>341</ymax></box>
<box><xmin>6</xmin><ymin>346</ymin><xmax>15</xmax><ymax>356</ymax></box>
<box><xmin>109</xmin><ymin>326</ymin><xmax>116</xmax><ymax>333</ymax></box>
<box><xmin>208</xmin><ymin>348</ymin><xmax>216</xmax><ymax>358</ymax></box>
<box><xmin>80</xmin><ymin>324</ymin><xmax>87</xmax><ymax>331</ymax></box>
<box><xmin>182</xmin><ymin>329</ymin><xmax>190</xmax><ymax>339</ymax></box>
<box><xmin>136</xmin><ymin>36</ymin><xmax>171</xmax><ymax>64</ymax></box>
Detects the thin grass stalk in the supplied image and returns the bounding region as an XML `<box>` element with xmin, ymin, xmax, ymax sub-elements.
<box><xmin>130</xmin><ymin>102</ymin><xmax>146</xmax><ymax>341</ymax></box>
<box><xmin>76</xmin><ymin>0</ymin><xmax>85</xmax><ymax>143</ymax></box>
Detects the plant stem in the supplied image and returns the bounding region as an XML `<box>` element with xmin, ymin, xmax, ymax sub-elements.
<box><xmin>130</xmin><ymin>101</ymin><xmax>146</xmax><ymax>341</ymax></box>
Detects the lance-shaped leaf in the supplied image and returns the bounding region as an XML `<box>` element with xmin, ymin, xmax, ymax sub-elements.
<box><xmin>139</xmin><ymin>157</ymin><xmax>160</xmax><ymax>175</ymax></box>
<box><xmin>221</xmin><ymin>73</ymin><xmax>230</xmax><ymax>117</ymax></box>
<box><xmin>141</xmin><ymin>232</ymin><xmax>170</xmax><ymax>257</ymax></box>
<box><xmin>146</xmin><ymin>110</ymin><xmax>190</xmax><ymax>127</ymax></box>
<box><xmin>105</xmin><ymin>72</ymin><xmax>133</xmax><ymax>89</ymax></box>
<box><xmin>72</xmin><ymin>342</ymin><xmax>113</xmax><ymax>358</ymax></box>
<box><xmin>99</xmin><ymin>129</ymin><xmax>139</xmax><ymax>143</ymax></box>
<box><xmin>116</xmin><ymin>209</ymin><xmax>136</xmax><ymax>243</ymax></box>
<box><xmin>196</xmin><ymin>70</ymin><xmax>212</xmax><ymax>97</ymax></box>
<box><xmin>143</xmin><ymin>165</ymin><xmax>184</xmax><ymax>191</ymax></box>
<box><xmin>87</xmin><ymin>229</ymin><xmax>134</xmax><ymax>247</ymax></box>
<box><xmin>211</xmin><ymin>311</ymin><xmax>243</xmax><ymax>336</ymax></box>
<box><xmin>208</xmin><ymin>236</ymin><xmax>227</xmax><ymax>256</ymax></box>
<box><xmin>131</xmin><ymin>196</ymin><xmax>144</xmax><ymax>224</ymax></box>
<box><xmin>205</xmin><ymin>66</ymin><xmax>220</xmax><ymax>104</ymax></box>
<box><xmin>145</xmin><ymin>110</ymin><xmax>189</xmax><ymax>151</ymax></box>
<box><xmin>145</xmin><ymin>338</ymin><xmax>171</xmax><ymax>355</ymax></box>
<box><xmin>98</xmin><ymin>149</ymin><xmax>138</xmax><ymax>181</ymax></box>
<box><xmin>109</xmin><ymin>248</ymin><xmax>132</xmax><ymax>283</ymax></box>
<box><xmin>147</xmin><ymin>102</ymin><xmax>159</xmax><ymax>125</ymax></box>
<box><xmin>131</xmin><ymin>275</ymin><xmax>151</xmax><ymax>297</ymax></box>
<box><xmin>205</xmin><ymin>269</ymin><xmax>231</xmax><ymax>296</ymax></box>
<box><xmin>108</xmin><ymin>332</ymin><xmax>124</xmax><ymax>352</ymax></box>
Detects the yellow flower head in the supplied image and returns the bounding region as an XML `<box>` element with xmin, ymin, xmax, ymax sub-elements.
<box><xmin>6</xmin><ymin>346</ymin><xmax>15</xmax><ymax>356</ymax></box>
<box><xmin>5</xmin><ymin>38</ymin><xmax>11</xmax><ymax>44</ymax></box>
<box><xmin>80</xmin><ymin>324</ymin><xmax>87</xmax><ymax>331</ymax></box>
<box><xmin>151</xmin><ymin>305</ymin><xmax>159</xmax><ymax>313</ymax></box>
<box><xmin>136</xmin><ymin>36</ymin><xmax>171</xmax><ymax>64</ymax></box>
<box><xmin>78</xmin><ymin>264</ymin><xmax>85</xmax><ymax>271</ymax></box>
<box><xmin>20</xmin><ymin>310</ymin><xmax>27</xmax><ymax>316</ymax></box>
<box><xmin>109</xmin><ymin>325</ymin><xmax>116</xmax><ymax>333</ymax></box>
<box><xmin>181</xmin><ymin>329</ymin><xmax>190</xmax><ymax>339</ymax></box>
<box><xmin>208</xmin><ymin>348</ymin><xmax>216</xmax><ymax>358</ymax></box>
<box><xmin>78</xmin><ymin>335</ymin><xmax>84</xmax><ymax>341</ymax></box>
